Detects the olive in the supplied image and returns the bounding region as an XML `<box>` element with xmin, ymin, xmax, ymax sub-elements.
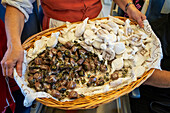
<box><xmin>90</xmin><ymin>77</ymin><xmax>97</xmax><ymax>83</ymax></box>
<box><xmin>87</xmin><ymin>52</ymin><xmax>93</xmax><ymax>56</ymax></box>
<box><xmin>58</xmin><ymin>86</ymin><xmax>67</xmax><ymax>93</ymax></box>
<box><xmin>105</xmin><ymin>77</ymin><xmax>110</xmax><ymax>81</ymax></box>
<box><xmin>93</xmin><ymin>83</ymin><xmax>97</xmax><ymax>86</ymax></box>
<box><xmin>96</xmin><ymin>79</ymin><xmax>105</xmax><ymax>86</ymax></box>
<box><xmin>65</xmin><ymin>91</ymin><xmax>69</xmax><ymax>95</ymax></box>
<box><xmin>57</xmin><ymin>43</ymin><xmax>63</xmax><ymax>47</ymax></box>
<box><xmin>122</xmin><ymin>69</ymin><xmax>128</xmax><ymax>77</ymax></box>
<box><xmin>98</xmin><ymin>77</ymin><xmax>103</xmax><ymax>80</ymax></box>
<box><xmin>86</xmin><ymin>81</ymin><xmax>92</xmax><ymax>87</ymax></box>
<box><xmin>106</xmin><ymin>72</ymin><xmax>109</xmax><ymax>76</ymax></box>
<box><xmin>68</xmin><ymin>91</ymin><xmax>78</xmax><ymax>99</ymax></box>
<box><xmin>81</xmin><ymin>78</ymin><xmax>86</xmax><ymax>84</ymax></box>
<box><xmin>74</xmin><ymin>72</ymin><xmax>79</xmax><ymax>78</ymax></box>
<box><xmin>51</xmin><ymin>65</ymin><xmax>57</xmax><ymax>71</ymax></box>
<box><xmin>61</xmin><ymin>94</ymin><xmax>66</xmax><ymax>98</ymax></box>
<box><xmin>96</xmin><ymin>65</ymin><xmax>100</xmax><ymax>71</ymax></box>
<box><xmin>51</xmin><ymin>89</ymin><xmax>61</xmax><ymax>99</ymax></box>
<box><xmin>78</xmin><ymin>70</ymin><xmax>85</xmax><ymax>77</ymax></box>
<box><xmin>64</xmin><ymin>50</ymin><xmax>71</xmax><ymax>57</ymax></box>
<box><xmin>75</xmin><ymin>79</ymin><xmax>80</xmax><ymax>84</ymax></box>
<box><xmin>73</xmin><ymin>65</ymin><xmax>79</xmax><ymax>71</ymax></box>
<box><xmin>110</xmin><ymin>72</ymin><xmax>119</xmax><ymax>80</ymax></box>
<box><xmin>59</xmin><ymin>64</ymin><xmax>65</xmax><ymax>70</ymax></box>
<box><xmin>58</xmin><ymin>73</ymin><xmax>63</xmax><ymax>78</ymax></box>
<box><xmin>100</xmin><ymin>64</ymin><xmax>107</xmax><ymax>72</ymax></box>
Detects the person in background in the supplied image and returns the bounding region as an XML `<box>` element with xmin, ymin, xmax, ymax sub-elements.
<box><xmin>0</xmin><ymin>0</ymin><xmax>146</xmax><ymax>112</ymax></box>
<box><xmin>129</xmin><ymin>0</ymin><xmax>170</xmax><ymax>113</ymax></box>
<box><xmin>0</xmin><ymin>18</ymin><xmax>31</xmax><ymax>113</ymax></box>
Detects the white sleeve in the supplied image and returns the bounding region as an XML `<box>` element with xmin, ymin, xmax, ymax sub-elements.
<box><xmin>1</xmin><ymin>0</ymin><xmax>36</xmax><ymax>22</ymax></box>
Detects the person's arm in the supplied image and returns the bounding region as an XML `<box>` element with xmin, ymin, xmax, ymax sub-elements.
<box><xmin>114</xmin><ymin>0</ymin><xmax>146</xmax><ymax>28</ymax></box>
<box><xmin>144</xmin><ymin>69</ymin><xmax>170</xmax><ymax>88</ymax></box>
<box><xmin>1</xmin><ymin>5</ymin><xmax>25</xmax><ymax>78</ymax></box>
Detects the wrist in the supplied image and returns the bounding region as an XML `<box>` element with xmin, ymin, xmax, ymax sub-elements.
<box><xmin>7</xmin><ymin>41</ymin><xmax>22</xmax><ymax>49</ymax></box>
<box><xmin>126</xmin><ymin>4</ymin><xmax>137</xmax><ymax>15</ymax></box>
<box><xmin>125</xmin><ymin>2</ymin><xmax>134</xmax><ymax>13</ymax></box>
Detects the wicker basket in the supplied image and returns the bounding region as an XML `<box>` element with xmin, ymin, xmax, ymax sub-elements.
<box><xmin>22</xmin><ymin>16</ymin><xmax>155</xmax><ymax>110</ymax></box>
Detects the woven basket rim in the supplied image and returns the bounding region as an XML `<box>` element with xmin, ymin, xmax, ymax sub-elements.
<box><xmin>22</xmin><ymin>16</ymin><xmax>154</xmax><ymax>110</ymax></box>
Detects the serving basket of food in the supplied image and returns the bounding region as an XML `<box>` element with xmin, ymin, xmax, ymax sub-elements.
<box><xmin>14</xmin><ymin>16</ymin><xmax>162</xmax><ymax>110</ymax></box>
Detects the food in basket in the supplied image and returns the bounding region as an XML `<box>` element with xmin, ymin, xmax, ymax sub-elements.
<box><xmin>23</xmin><ymin>16</ymin><xmax>162</xmax><ymax>102</ymax></box>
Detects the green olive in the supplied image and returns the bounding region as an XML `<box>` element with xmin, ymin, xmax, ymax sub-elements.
<box><xmin>81</xmin><ymin>79</ymin><xmax>86</xmax><ymax>84</ymax></box>
<box><xmin>78</xmin><ymin>70</ymin><xmax>85</xmax><ymax>77</ymax></box>
<box><xmin>64</xmin><ymin>50</ymin><xmax>71</xmax><ymax>57</ymax></box>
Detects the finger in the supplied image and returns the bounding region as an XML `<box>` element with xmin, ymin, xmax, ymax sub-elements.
<box><xmin>141</xmin><ymin>15</ymin><xmax>146</xmax><ymax>20</ymax></box>
<box><xmin>137</xmin><ymin>17</ymin><xmax>144</xmax><ymax>28</ymax></box>
<box><xmin>6</xmin><ymin>66</ymin><xmax>14</xmax><ymax>78</ymax></box>
<box><xmin>5</xmin><ymin>60</ymin><xmax>14</xmax><ymax>78</ymax></box>
<box><xmin>16</xmin><ymin>59</ymin><xmax>23</xmax><ymax>77</ymax></box>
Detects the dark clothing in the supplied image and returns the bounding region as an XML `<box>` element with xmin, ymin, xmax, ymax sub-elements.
<box><xmin>130</xmin><ymin>14</ymin><xmax>170</xmax><ymax>113</ymax></box>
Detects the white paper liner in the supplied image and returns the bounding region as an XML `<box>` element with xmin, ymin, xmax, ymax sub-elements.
<box><xmin>13</xmin><ymin>19</ymin><xmax>163</xmax><ymax>107</ymax></box>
